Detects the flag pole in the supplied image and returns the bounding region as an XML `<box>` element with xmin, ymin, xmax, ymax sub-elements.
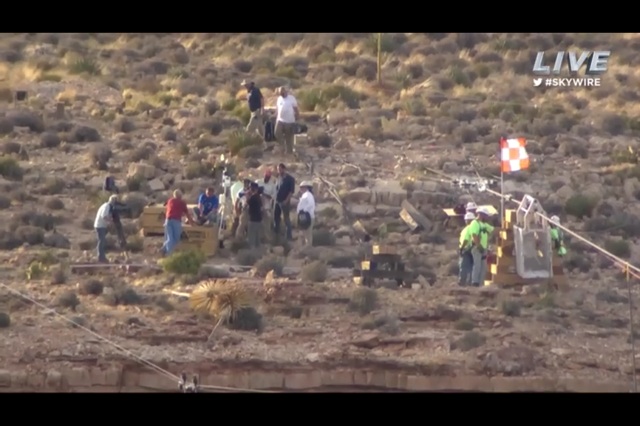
<box><xmin>500</xmin><ymin>169</ymin><xmax>505</xmax><ymax>229</ymax></box>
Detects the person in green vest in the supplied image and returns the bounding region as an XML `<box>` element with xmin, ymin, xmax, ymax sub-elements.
<box><xmin>549</xmin><ymin>215</ymin><xmax>567</xmax><ymax>256</ymax></box>
<box><xmin>458</xmin><ymin>211</ymin><xmax>476</xmax><ymax>286</ymax></box>
<box><xmin>469</xmin><ymin>206</ymin><xmax>496</xmax><ymax>287</ymax></box>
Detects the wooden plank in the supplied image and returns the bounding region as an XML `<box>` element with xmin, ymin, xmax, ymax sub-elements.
<box><xmin>495</xmin><ymin>255</ymin><xmax>563</xmax><ymax>268</ymax></box>
<box><xmin>400</xmin><ymin>200</ymin><xmax>432</xmax><ymax>232</ymax></box>
<box><xmin>372</xmin><ymin>245</ymin><xmax>396</xmax><ymax>256</ymax></box>
<box><xmin>491</xmin><ymin>264</ymin><xmax>565</xmax><ymax>276</ymax></box>
<box><xmin>400</xmin><ymin>208</ymin><xmax>420</xmax><ymax>232</ymax></box>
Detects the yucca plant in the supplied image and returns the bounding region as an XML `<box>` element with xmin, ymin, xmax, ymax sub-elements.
<box><xmin>226</xmin><ymin>130</ymin><xmax>263</xmax><ymax>156</ymax></box>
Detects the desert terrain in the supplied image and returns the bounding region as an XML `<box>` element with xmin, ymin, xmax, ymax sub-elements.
<box><xmin>0</xmin><ymin>33</ymin><xmax>640</xmax><ymax>392</ymax></box>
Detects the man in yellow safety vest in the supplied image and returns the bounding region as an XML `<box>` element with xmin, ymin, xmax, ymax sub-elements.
<box><xmin>469</xmin><ymin>206</ymin><xmax>496</xmax><ymax>287</ymax></box>
<box><xmin>458</xmin><ymin>211</ymin><xmax>476</xmax><ymax>286</ymax></box>
<box><xmin>549</xmin><ymin>215</ymin><xmax>567</xmax><ymax>256</ymax></box>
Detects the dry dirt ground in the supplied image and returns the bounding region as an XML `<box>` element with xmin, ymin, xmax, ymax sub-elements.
<box><xmin>0</xmin><ymin>33</ymin><xmax>640</xmax><ymax>387</ymax></box>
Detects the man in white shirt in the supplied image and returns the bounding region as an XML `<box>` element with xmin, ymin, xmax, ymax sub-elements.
<box><xmin>94</xmin><ymin>195</ymin><xmax>119</xmax><ymax>263</ymax></box>
<box><xmin>296</xmin><ymin>181</ymin><xmax>315</xmax><ymax>247</ymax></box>
<box><xmin>275</xmin><ymin>86</ymin><xmax>299</xmax><ymax>155</ymax></box>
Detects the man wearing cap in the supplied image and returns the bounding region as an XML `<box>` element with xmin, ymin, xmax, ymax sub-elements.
<box><xmin>275</xmin><ymin>86</ymin><xmax>299</xmax><ymax>155</ymax></box>
<box><xmin>257</xmin><ymin>169</ymin><xmax>276</xmax><ymax>242</ymax></box>
<box><xmin>297</xmin><ymin>181</ymin><xmax>316</xmax><ymax>247</ymax></box>
<box><xmin>549</xmin><ymin>215</ymin><xmax>567</xmax><ymax>256</ymax></box>
<box><xmin>458</xmin><ymin>211</ymin><xmax>476</xmax><ymax>286</ymax></box>
<box><xmin>468</xmin><ymin>206</ymin><xmax>495</xmax><ymax>287</ymax></box>
<box><xmin>466</xmin><ymin>202</ymin><xmax>477</xmax><ymax>214</ymax></box>
<box><xmin>242</xmin><ymin>80</ymin><xmax>264</xmax><ymax>138</ymax></box>
<box><xmin>94</xmin><ymin>194</ymin><xmax>119</xmax><ymax>263</ymax></box>
<box><xmin>245</xmin><ymin>182</ymin><xmax>263</xmax><ymax>248</ymax></box>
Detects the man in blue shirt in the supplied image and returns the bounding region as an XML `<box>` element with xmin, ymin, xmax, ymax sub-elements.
<box><xmin>194</xmin><ymin>187</ymin><xmax>219</xmax><ymax>225</ymax></box>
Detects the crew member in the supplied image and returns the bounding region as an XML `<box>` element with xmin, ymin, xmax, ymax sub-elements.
<box><xmin>296</xmin><ymin>181</ymin><xmax>316</xmax><ymax>247</ymax></box>
<box><xmin>94</xmin><ymin>195</ymin><xmax>119</xmax><ymax>263</ymax></box>
<box><xmin>469</xmin><ymin>206</ymin><xmax>495</xmax><ymax>287</ymax></box>
<box><xmin>246</xmin><ymin>182</ymin><xmax>263</xmax><ymax>248</ymax></box>
<box><xmin>549</xmin><ymin>215</ymin><xmax>567</xmax><ymax>256</ymax></box>
<box><xmin>274</xmin><ymin>163</ymin><xmax>295</xmax><ymax>241</ymax></box>
<box><xmin>231</xmin><ymin>179</ymin><xmax>251</xmax><ymax>238</ymax></box>
<box><xmin>274</xmin><ymin>86</ymin><xmax>299</xmax><ymax>155</ymax></box>
<box><xmin>162</xmin><ymin>190</ymin><xmax>195</xmax><ymax>256</ymax></box>
<box><xmin>466</xmin><ymin>202</ymin><xmax>477</xmax><ymax>214</ymax></box>
<box><xmin>242</xmin><ymin>79</ymin><xmax>264</xmax><ymax>137</ymax></box>
<box><xmin>458</xmin><ymin>211</ymin><xmax>476</xmax><ymax>286</ymax></box>
<box><xmin>257</xmin><ymin>169</ymin><xmax>276</xmax><ymax>242</ymax></box>
<box><xmin>194</xmin><ymin>187</ymin><xmax>219</xmax><ymax>225</ymax></box>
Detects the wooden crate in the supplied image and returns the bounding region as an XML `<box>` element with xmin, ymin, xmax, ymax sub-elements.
<box><xmin>140</xmin><ymin>204</ymin><xmax>197</xmax><ymax>237</ymax></box>
<box><xmin>176</xmin><ymin>225</ymin><xmax>218</xmax><ymax>257</ymax></box>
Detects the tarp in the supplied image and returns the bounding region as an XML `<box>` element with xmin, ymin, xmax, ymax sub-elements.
<box><xmin>513</xmin><ymin>227</ymin><xmax>553</xmax><ymax>279</ymax></box>
<box><xmin>230</xmin><ymin>181</ymin><xmax>244</xmax><ymax>206</ymax></box>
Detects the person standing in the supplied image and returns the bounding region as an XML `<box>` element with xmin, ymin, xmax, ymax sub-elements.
<box><xmin>296</xmin><ymin>181</ymin><xmax>316</xmax><ymax>247</ymax></box>
<box><xmin>94</xmin><ymin>195</ymin><xmax>119</xmax><ymax>263</ymax></box>
<box><xmin>242</xmin><ymin>79</ymin><xmax>264</xmax><ymax>138</ymax></box>
<box><xmin>274</xmin><ymin>163</ymin><xmax>295</xmax><ymax>242</ymax></box>
<box><xmin>194</xmin><ymin>187</ymin><xmax>219</xmax><ymax>225</ymax></box>
<box><xmin>274</xmin><ymin>86</ymin><xmax>299</xmax><ymax>155</ymax></box>
<box><xmin>458</xmin><ymin>212</ymin><xmax>476</xmax><ymax>286</ymax></box>
<box><xmin>110</xmin><ymin>198</ymin><xmax>129</xmax><ymax>251</ymax></box>
<box><xmin>469</xmin><ymin>207</ymin><xmax>495</xmax><ymax>287</ymax></box>
<box><xmin>246</xmin><ymin>182</ymin><xmax>263</xmax><ymax>248</ymax></box>
<box><xmin>549</xmin><ymin>215</ymin><xmax>567</xmax><ymax>256</ymax></box>
<box><xmin>162</xmin><ymin>190</ymin><xmax>195</xmax><ymax>256</ymax></box>
<box><xmin>256</xmin><ymin>169</ymin><xmax>276</xmax><ymax>242</ymax></box>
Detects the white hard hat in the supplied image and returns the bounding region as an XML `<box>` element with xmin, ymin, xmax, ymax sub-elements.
<box><xmin>476</xmin><ymin>206</ymin><xmax>493</xmax><ymax>216</ymax></box>
<box><xmin>550</xmin><ymin>215</ymin><xmax>560</xmax><ymax>223</ymax></box>
<box><xmin>299</xmin><ymin>181</ymin><xmax>313</xmax><ymax>188</ymax></box>
<box><xmin>466</xmin><ymin>202</ymin><xmax>477</xmax><ymax>210</ymax></box>
<box><xmin>464</xmin><ymin>212</ymin><xmax>476</xmax><ymax>220</ymax></box>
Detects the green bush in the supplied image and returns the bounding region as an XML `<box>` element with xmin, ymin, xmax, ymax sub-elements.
<box><xmin>68</xmin><ymin>57</ymin><xmax>101</xmax><ymax>75</ymax></box>
<box><xmin>564</xmin><ymin>194</ymin><xmax>597</xmax><ymax>219</ymax></box>
<box><xmin>300</xmin><ymin>261</ymin><xmax>328</xmax><ymax>283</ymax></box>
<box><xmin>297</xmin><ymin>84</ymin><xmax>362</xmax><ymax>111</ymax></box>
<box><xmin>0</xmin><ymin>156</ymin><xmax>24</xmax><ymax>181</ymax></box>
<box><xmin>227</xmin><ymin>130</ymin><xmax>263</xmax><ymax>156</ymax></box>
<box><xmin>604</xmin><ymin>239</ymin><xmax>631</xmax><ymax>258</ymax></box>
<box><xmin>160</xmin><ymin>250</ymin><xmax>206</xmax><ymax>275</ymax></box>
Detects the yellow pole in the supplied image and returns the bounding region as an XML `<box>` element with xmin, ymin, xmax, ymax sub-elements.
<box><xmin>377</xmin><ymin>33</ymin><xmax>382</xmax><ymax>85</ymax></box>
<box><xmin>627</xmin><ymin>263</ymin><xmax>638</xmax><ymax>392</ymax></box>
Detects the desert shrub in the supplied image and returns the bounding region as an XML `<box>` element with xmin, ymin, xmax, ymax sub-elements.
<box><xmin>68</xmin><ymin>57</ymin><xmax>101</xmax><ymax>75</ymax></box>
<box><xmin>126</xmin><ymin>175</ymin><xmax>144</xmax><ymax>191</ymax></box>
<box><xmin>161</xmin><ymin>126</ymin><xmax>177</xmax><ymax>141</ymax></box>
<box><xmin>49</xmin><ymin>266</ymin><xmax>67</xmax><ymax>285</ymax></box>
<box><xmin>227</xmin><ymin>130</ymin><xmax>263</xmax><ymax>156</ymax></box>
<box><xmin>184</xmin><ymin>161</ymin><xmax>212</xmax><ymax>179</ymax></box>
<box><xmin>14</xmin><ymin>211</ymin><xmax>58</xmax><ymax>230</ymax></box>
<box><xmin>564</xmin><ymin>194</ymin><xmax>597</xmax><ymax>219</ymax></box>
<box><xmin>14</xmin><ymin>226</ymin><xmax>45</xmax><ymax>245</ymax></box>
<box><xmin>160</xmin><ymin>250</ymin><xmax>205</xmax><ymax>275</ymax></box>
<box><xmin>453</xmin><ymin>124</ymin><xmax>478</xmax><ymax>144</ymax></box>
<box><xmin>312</xmin><ymin>229</ymin><xmax>336</xmax><ymax>246</ymax></box>
<box><xmin>604</xmin><ymin>239</ymin><xmax>631</xmax><ymax>258</ymax></box>
<box><xmin>309</xmin><ymin>131</ymin><xmax>332</xmax><ymax>148</ymax></box>
<box><xmin>114</xmin><ymin>117</ymin><xmax>136</xmax><ymax>133</ymax></box>
<box><xmin>600</xmin><ymin>113</ymin><xmax>627</xmax><ymax>136</ymax></box>
<box><xmin>400</xmin><ymin>98</ymin><xmax>426</xmax><ymax>116</ymax></box>
<box><xmin>501</xmin><ymin>300</ymin><xmax>521</xmax><ymax>317</ymax></box>
<box><xmin>128</xmin><ymin>146</ymin><xmax>153</xmax><ymax>162</ymax></box>
<box><xmin>301</xmin><ymin>261</ymin><xmax>328</xmax><ymax>283</ymax></box>
<box><xmin>451</xmin><ymin>331</ymin><xmax>486</xmax><ymax>351</ymax></box>
<box><xmin>126</xmin><ymin>235</ymin><xmax>144</xmax><ymax>253</ymax></box>
<box><xmin>0</xmin><ymin>195</ymin><xmax>10</xmax><ymax>209</ymax></box>
<box><xmin>0</xmin><ymin>312</ymin><xmax>10</xmax><ymax>328</ymax></box>
<box><xmin>78</xmin><ymin>279</ymin><xmax>104</xmax><ymax>296</ymax></box>
<box><xmin>44</xmin><ymin>197</ymin><xmax>65</xmax><ymax>210</ymax></box>
<box><xmin>56</xmin><ymin>290</ymin><xmax>80</xmax><ymax>311</ymax></box>
<box><xmin>69</xmin><ymin>125</ymin><xmax>101</xmax><ymax>143</ymax></box>
<box><xmin>7</xmin><ymin>111</ymin><xmax>44</xmax><ymax>132</ymax></box>
<box><xmin>362</xmin><ymin>314</ymin><xmax>399</xmax><ymax>335</ymax></box>
<box><xmin>102</xmin><ymin>286</ymin><xmax>143</xmax><ymax>306</ymax></box>
<box><xmin>89</xmin><ymin>145</ymin><xmax>112</xmax><ymax>169</ymax></box>
<box><xmin>39</xmin><ymin>177</ymin><xmax>65</xmax><ymax>195</ymax></box>
<box><xmin>0</xmin><ymin>157</ymin><xmax>24</xmax><ymax>180</ymax></box>
<box><xmin>348</xmin><ymin>287</ymin><xmax>378</xmax><ymax>315</ymax></box>
<box><xmin>238</xmin><ymin>145</ymin><xmax>263</xmax><ymax>159</ymax></box>
<box><xmin>236</xmin><ymin>249</ymin><xmax>261</xmax><ymax>266</ymax></box>
<box><xmin>2</xmin><ymin>141</ymin><xmax>21</xmax><ymax>155</ymax></box>
<box><xmin>254</xmin><ymin>255</ymin><xmax>285</xmax><ymax>277</ymax></box>
<box><xmin>297</xmin><ymin>84</ymin><xmax>362</xmax><ymax>111</ymax></box>
<box><xmin>40</xmin><ymin>132</ymin><xmax>61</xmax><ymax>148</ymax></box>
<box><xmin>0</xmin><ymin>118</ymin><xmax>13</xmax><ymax>135</ymax></box>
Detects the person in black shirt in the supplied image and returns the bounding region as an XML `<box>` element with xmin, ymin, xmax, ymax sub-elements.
<box><xmin>274</xmin><ymin>163</ymin><xmax>295</xmax><ymax>241</ymax></box>
<box><xmin>242</xmin><ymin>79</ymin><xmax>264</xmax><ymax>138</ymax></box>
<box><xmin>245</xmin><ymin>182</ymin><xmax>263</xmax><ymax>248</ymax></box>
